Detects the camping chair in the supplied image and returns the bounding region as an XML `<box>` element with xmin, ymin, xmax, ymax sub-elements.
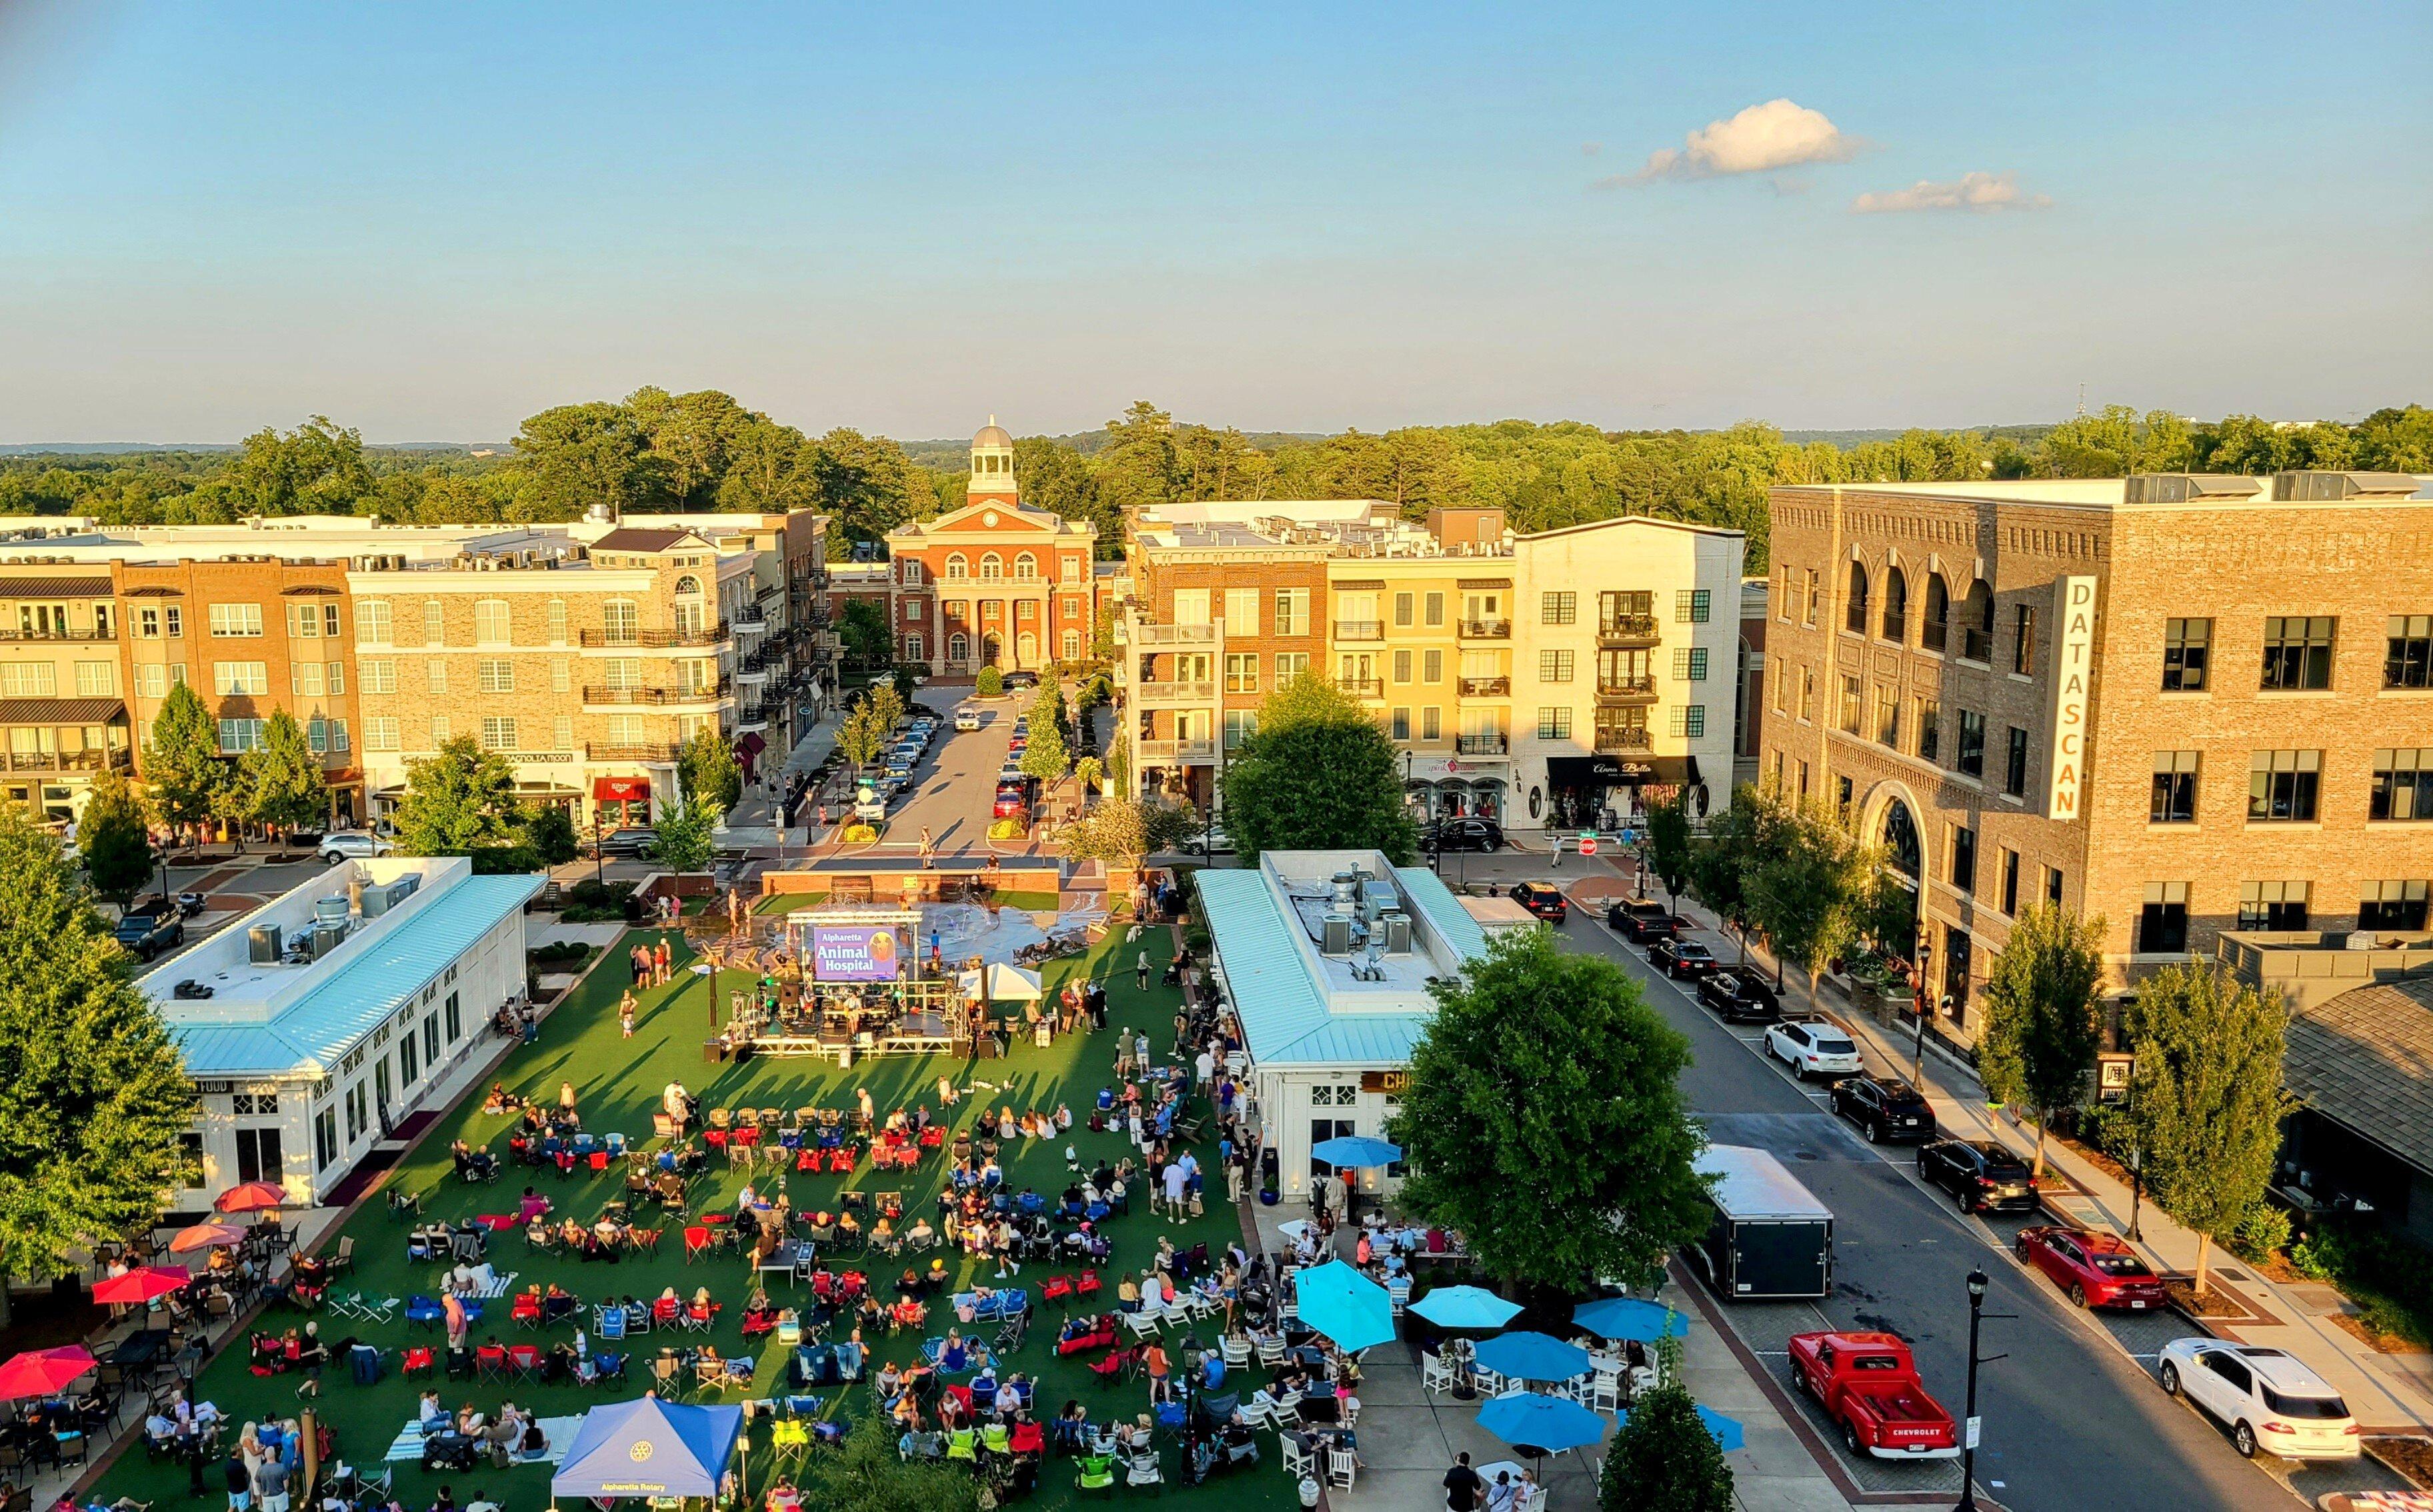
<box><xmin>1088</xmin><ymin>1347</ymin><xmax>1135</xmax><ymax>1389</ymax></box>
<box><xmin>1125</xmin><ymin>1450</ymin><xmax>1163</xmax><ymax>1492</ymax></box>
<box><xmin>769</xmin><ymin>1418</ymin><xmax>810</xmax><ymax>1466</ymax></box>
<box><xmin>327</xmin><ymin>1235</ymin><xmax>357</xmax><ymax>1277</ymax></box>
<box><xmin>1075</xmin><ymin>1453</ymin><xmax>1117</xmax><ymax>1498</ymax></box>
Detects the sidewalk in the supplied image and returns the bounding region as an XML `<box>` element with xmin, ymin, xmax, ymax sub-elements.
<box><xmin>1642</xmin><ymin>875</ymin><xmax>2433</xmax><ymax>1436</ymax></box>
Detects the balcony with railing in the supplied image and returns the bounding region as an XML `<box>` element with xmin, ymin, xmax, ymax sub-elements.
<box><xmin>1336</xmin><ymin>677</ymin><xmax>1384</xmax><ymax>699</ymax></box>
<box><xmin>585</xmin><ymin>743</ymin><xmax>682</xmax><ymax>763</ymax></box>
<box><xmin>1332</xmin><ymin>619</ymin><xmax>1384</xmax><ymax>642</ymax></box>
<box><xmin>1456</xmin><ymin>732</ymin><xmax>1509</xmax><ymax>757</ymax></box>
<box><xmin>0</xmin><ymin>627</ymin><xmax>116</xmax><ymax>643</ymax></box>
<box><xmin>1138</xmin><ymin>737</ymin><xmax>1218</xmax><ymax>764</ymax></box>
<box><xmin>732</xmin><ymin>607</ymin><xmax>768</xmax><ymax>632</ymax></box>
<box><xmin>1594</xmin><ymin>727</ymin><xmax>1654</xmax><ymax>753</ymax></box>
<box><xmin>578</xmin><ymin>627</ymin><xmax>727</xmax><ymax>649</ymax></box>
<box><xmin>1132</xmin><ymin>621</ymin><xmax>1217</xmax><ymax>646</ymax></box>
<box><xmin>734</xmin><ymin>701</ymin><xmax>769</xmax><ymax>731</ymax></box>
<box><xmin>1595</xmin><ymin>675</ymin><xmax>1658</xmax><ymax>703</ymax></box>
<box><xmin>1597</xmin><ymin>614</ymin><xmax>1660</xmax><ymax>645</ymax></box>
<box><xmin>1134</xmin><ymin>680</ymin><xmax>1216</xmax><ymax>705</ymax></box>
<box><xmin>1457</xmin><ymin>618</ymin><xmax>1510</xmax><ymax>640</ymax></box>
<box><xmin>581</xmin><ymin>677</ymin><xmax>731</xmax><ymax>706</ymax></box>
<box><xmin>5</xmin><ymin>746</ymin><xmax>131</xmax><ymax>773</ymax></box>
<box><xmin>1458</xmin><ymin>676</ymin><xmax>1510</xmax><ymax>697</ymax></box>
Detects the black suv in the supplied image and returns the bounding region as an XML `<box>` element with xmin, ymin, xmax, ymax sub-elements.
<box><xmin>115</xmin><ymin>905</ymin><xmax>185</xmax><ymax>962</ymax></box>
<box><xmin>1649</xmin><ymin>938</ymin><xmax>1719</xmax><ymax>979</ymax></box>
<box><xmin>1830</xmin><ymin>1075</ymin><xmax>1938</xmax><ymax>1144</ymax></box>
<box><xmin>1918</xmin><ymin>1138</ymin><xmax>2038</xmax><ymax>1214</ymax></box>
<box><xmin>1426</xmin><ymin>817</ymin><xmax>1504</xmax><ymax>854</ymax></box>
<box><xmin>1606</xmin><ymin>900</ymin><xmax>1678</xmax><ymax>943</ymax></box>
<box><xmin>1695</xmin><ymin>966</ymin><xmax>1780</xmax><ymax>1022</ymax></box>
<box><xmin>1508</xmin><ymin>881</ymin><xmax>1568</xmax><ymax>923</ymax></box>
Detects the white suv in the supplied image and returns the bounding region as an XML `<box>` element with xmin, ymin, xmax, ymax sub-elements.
<box><xmin>1765</xmin><ymin>1018</ymin><xmax>1864</xmax><ymax>1080</ymax></box>
<box><xmin>2158</xmin><ymin>1339</ymin><xmax>2359</xmax><ymax>1460</ymax></box>
<box><xmin>319</xmin><ymin>831</ymin><xmax>393</xmax><ymax>863</ymax></box>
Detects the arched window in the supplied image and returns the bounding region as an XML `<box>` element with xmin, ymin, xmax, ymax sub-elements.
<box><xmin>1844</xmin><ymin>562</ymin><xmax>1870</xmax><ymax>635</ymax></box>
<box><xmin>1922</xmin><ymin>574</ymin><xmax>1950</xmax><ymax>653</ymax></box>
<box><xmin>1880</xmin><ymin>567</ymin><xmax>1908</xmax><ymax>643</ymax></box>
<box><xmin>979</xmin><ymin>553</ymin><xmax>1003</xmax><ymax>581</ymax></box>
<box><xmin>945</xmin><ymin>553</ymin><xmax>968</xmax><ymax>581</ymax></box>
<box><xmin>1017</xmin><ymin>632</ymin><xmax>1037</xmax><ymax>663</ymax></box>
<box><xmin>673</xmin><ymin>575</ymin><xmax>701</xmax><ymax>597</ymax></box>
<box><xmin>949</xmin><ymin>632</ymin><xmax>970</xmax><ymax>665</ymax></box>
<box><xmin>1014</xmin><ymin>552</ymin><xmax>1038</xmax><ymax>581</ymax></box>
<box><xmin>1960</xmin><ymin>581</ymin><xmax>1996</xmax><ymax>661</ymax></box>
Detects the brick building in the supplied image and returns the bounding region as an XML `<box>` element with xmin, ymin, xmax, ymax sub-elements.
<box><xmin>1115</xmin><ymin>503</ymin><xmax>1744</xmax><ymax>827</ymax></box>
<box><xmin>883</xmin><ymin>422</ymin><xmax>1097</xmax><ymax>675</ymax></box>
<box><xmin>115</xmin><ymin>555</ymin><xmax>364</xmax><ymax>827</ymax></box>
<box><xmin>0</xmin><ymin>562</ymin><xmax>132</xmax><ymax>823</ymax></box>
<box><xmin>1759</xmin><ymin>471</ymin><xmax>2433</xmax><ymax>1035</ymax></box>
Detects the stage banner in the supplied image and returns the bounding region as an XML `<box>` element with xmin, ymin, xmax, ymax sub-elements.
<box><xmin>812</xmin><ymin>925</ymin><xmax>902</xmax><ymax>981</ymax></box>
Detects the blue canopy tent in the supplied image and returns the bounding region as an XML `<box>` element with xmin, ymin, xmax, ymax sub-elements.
<box><xmin>1473</xmin><ymin>1331</ymin><xmax>1592</xmax><ymax>1383</ymax></box>
<box><xmin>1291</xmin><ymin>1259</ymin><xmax>1397</xmax><ymax>1353</ymax></box>
<box><xmin>551</xmin><ymin>1396</ymin><xmax>743</xmax><ymax>1502</ymax></box>
<box><xmin>1571</xmin><ymin>1297</ymin><xmax>1690</xmax><ymax>1343</ymax></box>
<box><xmin>1409</xmin><ymin>1285</ymin><xmax>1522</xmax><ymax>1331</ymax></box>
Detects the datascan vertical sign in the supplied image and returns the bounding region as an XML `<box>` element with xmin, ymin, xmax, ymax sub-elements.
<box><xmin>2047</xmin><ymin>576</ymin><xmax>2097</xmax><ymax>820</ymax></box>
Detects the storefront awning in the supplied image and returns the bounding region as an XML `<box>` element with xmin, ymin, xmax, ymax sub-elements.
<box><xmin>593</xmin><ymin>776</ymin><xmax>651</xmax><ymax>801</ymax></box>
<box><xmin>1545</xmin><ymin>754</ymin><xmax>1701</xmax><ymax>788</ymax></box>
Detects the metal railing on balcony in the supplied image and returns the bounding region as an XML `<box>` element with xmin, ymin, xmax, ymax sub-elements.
<box><xmin>0</xmin><ymin>627</ymin><xmax>116</xmax><ymax>643</ymax></box>
<box><xmin>5</xmin><ymin>747</ymin><xmax>130</xmax><ymax>772</ymax></box>
<box><xmin>1595</xmin><ymin>675</ymin><xmax>1658</xmax><ymax>701</ymax></box>
<box><xmin>578</xmin><ymin>627</ymin><xmax>727</xmax><ymax>649</ymax></box>
<box><xmin>1458</xmin><ymin>618</ymin><xmax>1510</xmax><ymax>639</ymax></box>
<box><xmin>581</xmin><ymin>678</ymin><xmax>731</xmax><ymax>705</ymax></box>
<box><xmin>1332</xmin><ymin>619</ymin><xmax>1384</xmax><ymax>642</ymax></box>
<box><xmin>1135</xmin><ymin>680</ymin><xmax>1216</xmax><ymax>705</ymax></box>
<box><xmin>1138</xmin><ymin>737</ymin><xmax>1218</xmax><ymax>763</ymax></box>
<box><xmin>732</xmin><ymin>609</ymin><xmax>768</xmax><ymax>632</ymax></box>
<box><xmin>1336</xmin><ymin>677</ymin><xmax>1384</xmax><ymax>699</ymax></box>
<box><xmin>585</xmin><ymin>743</ymin><xmax>681</xmax><ymax>763</ymax></box>
<box><xmin>1597</xmin><ymin>615</ymin><xmax>1660</xmax><ymax>644</ymax></box>
<box><xmin>735</xmin><ymin>702</ymin><xmax>769</xmax><ymax>728</ymax></box>
<box><xmin>1594</xmin><ymin>728</ymin><xmax>1654</xmax><ymax>753</ymax></box>
<box><xmin>1458</xmin><ymin>676</ymin><xmax>1510</xmax><ymax>697</ymax></box>
<box><xmin>1456</xmin><ymin>733</ymin><xmax>1508</xmax><ymax>756</ymax></box>
<box><xmin>1960</xmin><ymin>627</ymin><xmax>1994</xmax><ymax>662</ymax></box>
<box><xmin>1133</xmin><ymin>622</ymin><xmax>1218</xmax><ymax>646</ymax></box>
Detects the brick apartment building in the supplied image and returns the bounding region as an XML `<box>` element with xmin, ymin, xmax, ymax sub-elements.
<box><xmin>0</xmin><ymin>562</ymin><xmax>133</xmax><ymax>823</ymax></box>
<box><xmin>1759</xmin><ymin>469</ymin><xmax>2433</xmax><ymax>1034</ymax></box>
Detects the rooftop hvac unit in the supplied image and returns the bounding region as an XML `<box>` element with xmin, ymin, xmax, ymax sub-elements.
<box><xmin>248</xmin><ymin>924</ymin><xmax>283</xmax><ymax>965</ymax></box>
<box><xmin>1362</xmin><ymin>879</ymin><xmax>1398</xmax><ymax>921</ymax></box>
<box><xmin>1329</xmin><ymin>871</ymin><xmax>1361</xmax><ymax>909</ymax></box>
<box><xmin>361</xmin><ymin>875</ymin><xmax>418</xmax><ymax>917</ymax></box>
<box><xmin>1380</xmin><ymin>910</ymin><xmax>1413</xmax><ymax>954</ymax></box>
<box><xmin>310</xmin><ymin>920</ymin><xmax>349</xmax><ymax>959</ymax></box>
<box><xmin>1322</xmin><ymin>912</ymin><xmax>1356</xmax><ymax>955</ymax></box>
<box><xmin>313</xmin><ymin>895</ymin><xmax>351</xmax><ymax>929</ymax></box>
<box><xmin>2272</xmin><ymin>470</ymin><xmax>2423</xmax><ymax>501</ymax></box>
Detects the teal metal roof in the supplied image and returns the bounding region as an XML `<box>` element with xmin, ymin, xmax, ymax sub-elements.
<box><xmin>1197</xmin><ymin>864</ymin><xmax>1481</xmax><ymax>1069</ymax></box>
<box><xmin>175</xmin><ymin>874</ymin><xmax>540</xmax><ymax>1077</ymax></box>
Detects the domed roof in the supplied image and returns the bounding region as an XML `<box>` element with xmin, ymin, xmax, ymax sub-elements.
<box><xmin>972</xmin><ymin>416</ymin><xmax>1013</xmax><ymax>449</ymax></box>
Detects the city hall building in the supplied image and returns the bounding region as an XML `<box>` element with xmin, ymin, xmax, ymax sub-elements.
<box><xmin>1758</xmin><ymin>470</ymin><xmax>2433</xmax><ymax>1035</ymax></box>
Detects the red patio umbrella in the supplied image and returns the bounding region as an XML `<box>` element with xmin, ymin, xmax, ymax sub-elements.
<box><xmin>0</xmin><ymin>1346</ymin><xmax>95</xmax><ymax>1400</ymax></box>
<box><xmin>215</xmin><ymin>1181</ymin><xmax>287</xmax><ymax>1215</ymax></box>
<box><xmin>92</xmin><ymin>1266</ymin><xmax>191</xmax><ymax>1305</ymax></box>
<box><xmin>167</xmin><ymin>1221</ymin><xmax>247</xmax><ymax>1253</ymax></box>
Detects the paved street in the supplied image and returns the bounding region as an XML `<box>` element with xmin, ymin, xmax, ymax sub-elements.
<box><xmin>869</xmin><ymin>689</ymin><xmax>1024</xmax><ymax>859</ymax></box>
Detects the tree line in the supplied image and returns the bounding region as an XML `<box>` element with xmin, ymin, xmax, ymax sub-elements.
<box><xmin>7</xmin><ymin>397</ymin><xmax>2424</xmax><ymax>573</ymax></box>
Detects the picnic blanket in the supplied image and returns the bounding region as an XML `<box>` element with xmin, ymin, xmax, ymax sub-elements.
<box><xmin>384</xmin><ymin>1414</ymin><xmax>585</xmax><ymax>1465</ymax></box>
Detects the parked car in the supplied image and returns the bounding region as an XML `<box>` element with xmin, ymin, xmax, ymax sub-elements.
<box><xmin>1199</xmin><ymin>823</ymin><xmax>1236</xmax><ymax>856</ymax></box>
<box><xmin>1788</xmin><ymin>1331</ymin><xmax>1960</xmax><ymax>1461</ymax></box>
<box><xmin>1426</xmin><ymin>817</ymin><xmax>1504</xmax><ymax>853</ymax></box>
<box><xmin>1003</xmin><ymin>670</ymin><xmax>1040</xmax><ymax>689</ymax></box>
<box><xmin>1764</xmin><ymin>1018</ymin><xmax>1863</xmax><ymax>1079</ymax></box>
<box><xmin>1829</xmin><ymin>1075</ymin><xmax>1937</xmax><ymax>1144</ymax></box>
<box><xmin>1696</xmin><ymin>966</ymin><xmax>1781</xmax><ymax>1022</ymax></box>
<box><xmin>1650</xmin><ymin>938</ymin><xmax>1720</xmax><ymax>979</ymax></box>
<box><xmin>319</xmin><ymin>831</ymin><xmax>393</xmax><ymax>863</ymax></box>
<box><xmin>2014</xmin><ymin>1225</ymin><xmax>2169</xmax><ymax>1311</ymax></box>
<box><xmin>993</xmin><ymin>791</ymin><xmax>1030</xmax><ymax>820</ymax></box>
<box><xmin>2158</xmin><ymin>1339</ymin><xmax>2360</xmax><ymax>1460</ymax></box>
<box><xmin>1507</xmin><ymin>881</ymin><xmax>1568</xmax><ymax>923</ymax></box>
<box><xmin>114</xmin><ymin>906</ymin><xmax>185</xmax><ymax>961</ymax></box>
<box><xmin>1917</xmin><ymin>1138</ymin><xmax>2038</xmax><ymax>1215</ymax></box>
<box><xmin>174</xmin><ymin>890</ymin><xmax>209</xmax><ymax>917</ymax></box>
<box><xmin>593</xmin><ymin>827</ymin><xmax>658</xmax><ymax>859</ymax></box>
<box><xmin>1606</xmin><ymin>899</ymin><xmax>1678</xmax><ymax>943</ymax></box>
<box><xmin>955</xmin><ymin>709</ymin><xmax>983</xmax><ymax>731</ymax></box>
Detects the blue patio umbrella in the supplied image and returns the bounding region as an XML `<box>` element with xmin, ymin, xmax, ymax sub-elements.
<box><xmin>1572</xmin><ymin>1296</ymin><xmax>1690</xmax><ymax>1343</ymax></box>
<box><xmin>1410</xmin><ymin>1285</ymin><xmax>1524</xmax><ymax>1331</ymax></box>
<box><xmin>1474</xmin><ymin>1330</ymin><xmax>1594</xmax><ymax>1382</ymax></box>
<box><xmin>1616</xmin><ymin>1400</ymin><xmax>1746</xmax><ymax>1453</ymax></box>
<box><xmin>1310</xmin><ymin>1135</ymin><xmax>1402</xmax><ymax>1168</ymax></box>
<box><xmin>1476</xmin><ymin>1391</ymin><xmax>1608</xmax><ymax>1455</ymax></box>
<box><xmin>1291</xmin><ymin>1259</ymin><xmax>1397</xmax><ymax>1352</ymax></box>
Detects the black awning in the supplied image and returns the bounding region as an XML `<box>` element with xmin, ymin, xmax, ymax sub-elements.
<box><xmin>1545</xmin><ymin>754</ymin><xmax>1702</xmax><ymax>788</ymax></box>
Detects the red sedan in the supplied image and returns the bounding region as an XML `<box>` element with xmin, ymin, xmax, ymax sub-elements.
<box><xmin>2014</xmin><ymin>1225</ymin><xmax>2169</xmax><ymax>1311</ymax></box>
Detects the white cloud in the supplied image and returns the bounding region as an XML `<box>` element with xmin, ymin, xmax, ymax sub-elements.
<box><xmin>1850</xmin><ymin>171</ymin><xmax>2052</xmax><ymax>215</ymax></box>
<box><xmin>1603</xmin><ymin>99</ymin><xmax>1858</xmax><ymax>186</ymax></box>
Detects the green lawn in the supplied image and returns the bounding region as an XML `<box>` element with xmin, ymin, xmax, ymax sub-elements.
<box><xmin>95</xmin><ymin>925</ymin><xmax>1294</xmax><ymax>1511</ymax></box>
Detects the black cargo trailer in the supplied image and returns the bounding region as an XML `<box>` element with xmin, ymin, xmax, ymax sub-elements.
<box><xmin>1691</xmin><ymin>1143</ymin><xmax>1834</xmax><ymax>1300</ymax></box>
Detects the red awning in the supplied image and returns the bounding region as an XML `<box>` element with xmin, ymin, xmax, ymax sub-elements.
<box><xmin>737</xmin><ymin>732</ymin><xmax>767</xmax><ymax>757</ymax></box>
<box><xmin>593</xmin><ymin>777</ymin><xmax>651</xmax><ymax>801</ymax></box>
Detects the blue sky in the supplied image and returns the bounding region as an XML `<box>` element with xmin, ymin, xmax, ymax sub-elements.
<box><xmin>0</xmin><ymin>0</ymin><xmax>2424</xmax><ymax>443</ymax></box>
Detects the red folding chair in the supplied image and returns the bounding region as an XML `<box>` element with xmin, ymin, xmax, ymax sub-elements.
<box><xmin>684</xmin><ymin>1226</ymin><xmax>712</xmax><ymax>1263</ymax></box>
<box><xmin>1041</xmin><ymin>1275</ymin><xmax>1075</xmax><ymax>1304</ymax></box>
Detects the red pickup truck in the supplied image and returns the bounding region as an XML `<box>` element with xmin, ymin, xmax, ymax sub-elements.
<box><xmin>1788</xmin><ymin>1331</ymin><xmax>1962</xmax><ymax>1460</ymax></box>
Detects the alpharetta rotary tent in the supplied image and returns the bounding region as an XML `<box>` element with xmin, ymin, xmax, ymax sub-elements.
<box><xmin>549</xmin><ymin>1395</ymin><xmax>741</xmax><ymax>1501</ymax></box>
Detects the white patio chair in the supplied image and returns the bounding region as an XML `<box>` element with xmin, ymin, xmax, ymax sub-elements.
<box><xmin>1422</xmin><ymin>1352</ymin><xmax>1456</xmax><ymax>1397</ymax></box>
<box><xmin>1327</xmin><ymin>1447</ymin><xmax>1357</xmax><ymax>1488</ymax></box>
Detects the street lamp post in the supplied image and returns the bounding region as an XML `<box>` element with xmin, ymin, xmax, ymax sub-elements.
<box><xmin>1912</xmin><ymin>933</ymin><xmax>1934</xmax><ymax>1085</ymax></box>
<box><xmin>1956</xmin><ymin>1268</ymin><xmax>2009</xmax><ymax>1512</ymax></box>
<box><xmin>591</xmin><ymin>807</ymin><xmax>605</xmax><ymax>890</ymax></box>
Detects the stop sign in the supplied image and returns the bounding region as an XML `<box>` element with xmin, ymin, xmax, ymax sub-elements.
<box><xmin>1579</xmin><ymin>836</ymin><xmax>1598</xmax><ymax>857</ymax></box>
